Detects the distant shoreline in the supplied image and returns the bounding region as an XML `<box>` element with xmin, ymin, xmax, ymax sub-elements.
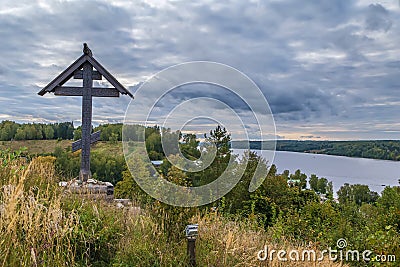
<box><xmin>231</xmin><ymin>140</ymin><xmax>400</xmax><ymax>162</ymax></box>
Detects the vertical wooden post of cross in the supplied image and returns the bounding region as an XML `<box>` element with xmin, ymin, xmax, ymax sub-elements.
<box><xmin>80</xmin><ymin>62</ymin><xmax>93</xmax><ymax>182</ymax></box>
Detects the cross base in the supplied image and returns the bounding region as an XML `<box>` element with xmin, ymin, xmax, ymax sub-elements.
<box><xmin>79</xmin><ymin>169</ymin><xmax>92</xmax><ymax>182</ymax></box>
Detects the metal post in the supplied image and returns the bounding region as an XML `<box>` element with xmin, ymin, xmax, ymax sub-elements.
<box><xmin>185</xmin><ymin>224</ymin><xmax>198</xmax><ymax>266</ymax></box>
<box><xmin>187</xmin><ymin>237</ymin><xmax>196</xmax><ymax>266</ymax></box>
<box><xmin>80</xmin><ymin>61</ymin><xmax>93</xmax><ymax>182</ymax></box>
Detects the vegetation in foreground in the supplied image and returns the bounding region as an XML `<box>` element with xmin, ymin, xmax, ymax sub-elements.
<box><xmin>0</xmin><ymin>150</ymin><xmax>348</xmax><ymax>267</ymax></box>
<box><xmin>0</xmin><ymin>125</ymin><xmax>399</xmax><ymax>266</ymax></box>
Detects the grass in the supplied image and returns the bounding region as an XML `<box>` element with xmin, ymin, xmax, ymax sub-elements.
<box><xmin>0</xmin><ymin>140</ymin><xmax>71</xmax><ymax>155</ymax></box>
<box><xmin>0</xmin><ymin>151</ymin><xmax>349</xmax><ymax>266</ymax></box>
<box><xmin>0</xmin><ymin>140</ymin><xmax>124</xmax><ymax>156</ymax></box>
<box><xmin>0</xmin><ymin>156</ymin><xmax>77</xmax><ymax>266</ymax></box>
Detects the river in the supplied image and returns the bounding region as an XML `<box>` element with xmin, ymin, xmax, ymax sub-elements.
<box><xmin>233</xmin><ymin>149</ymin><xmax>400</xmax><ymax>194</ymax></box>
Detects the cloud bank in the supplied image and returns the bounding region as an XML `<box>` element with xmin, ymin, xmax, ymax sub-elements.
<box><xmin>0</xmin><ymin>0</ymin><xmax>399</xmax><ymax>140</ymax></box>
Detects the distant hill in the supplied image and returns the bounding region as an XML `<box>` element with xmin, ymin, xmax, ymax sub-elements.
<box><xmin>231</xmin><ymin>140</ymin><xmax>400</xmax><ymax>161</ymax></box>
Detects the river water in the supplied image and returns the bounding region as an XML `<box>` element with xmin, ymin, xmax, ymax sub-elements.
<box><xmin>233</xmin><ymin>149</ymin><xmax>400</xmax><ymax>194</ymax></box>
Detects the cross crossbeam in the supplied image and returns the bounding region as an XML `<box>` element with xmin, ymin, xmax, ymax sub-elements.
<box><xmin>54</xmin><ymin>86</ymin><xmax>120</xmax><ymax>97</ymax></box>
<box><xmin>72</xmin><ymin>131</ymin><xmax>101</xmax><ymax>152</ymax></box>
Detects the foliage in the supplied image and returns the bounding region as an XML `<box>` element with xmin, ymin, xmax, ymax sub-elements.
<box><xmin>2</xmin><ymin>125</ymin><xmax>400</xmax><ymax>266</ymax></box>
<box><xmin>115</xmin><ymin>153</ymin><xmax>197</xmax><ymax>241</ymax></box>
<box><xmin>5</xmin><ymin>120</ymin><xmax>400</xmax><ymax>161</ymax></box>
<box><xmin>94</xmin><ymin>123</ymin><xmax>122</xmax><ymax>141</ymax></box>
<box><xmin>310</xmin><ymin>174</ymin><xmax>333</xmax><ymax>197</ymax></box>
<box><xmin>0</xmin><ymin>120</ymin><xmax>74</xmax><ymax>141</ymax></box>
<box><xmin>114</xmin><ymin>154</ymin><xmax>154</xmax><ymax>205</ymax></box>
<box><xmin>197</xmin><ymin>125</ymin><xmax>232</xmax><ymax>187</ymax></box>
<box><xmin>337</xmin><ymin>183</ymin><xmax>379</xmax><ymax>206</ymax></box>
<box><xmin>233</xmin><ymin>139</ymin><xmax>400</xmax><ymax>161</ymax></box>
<box><xmin>54</xmin><ymin>145</ymin><xmax>127</xmax><ymax>184</ymax></box>
<box><xmin>289</xmin><ymin>169</ymin><xmax>307</xmax><ymax>189</ymax></box>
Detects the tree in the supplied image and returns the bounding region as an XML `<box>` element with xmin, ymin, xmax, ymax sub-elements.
<box><xmin>205</xmin><ymin>125</ymin><xmax>231</xmax><ymax>156</ymax></box>
<box><xmin>0</xmin><ymin>121</ymin><xmax>17</xmax><ymax>141</ymax></box>
<box><xmin>224</xmin><ymin>151</ymin><xmax>268</xmax><ymax>214</ymax></box>
<box><xmin>377</xmin><ymin>186</ymin><xmax>400</xmax><ymax>210</ymax></box>
<box><xmin>200</xmin><ymin>125</ymin><xmax>232</xmax><ymax>186</ymax></box>
<box><xmin>74</xmin><ymin>127</ymin><xmax>82</xmax><ymax>141</ymax></box>
<box><xmin>114</xmin><ymin>154</ymin><xmax>153</xmax><ymax>205</ymax></box>
<box><xmin>262</xmin><ymin>173</ymin><xmax>292</xmax><ymax>213</ymax></box>
<box><xmin>153</xmin><ymin>163</ymin><xmax>197</xmax><ymax>240</ymax></box>
<box><xmin>309</xmin><ymin>174</ymin><xmax>318</xmax><ymax>192</ymax></box>
<box><xmin>66</xmin><ymin>121</ymin><xmax>74</xmax><ymax>139</ymax></box>
<box><xmin>55</xmin><ymin>122</ymin><xmax>74</xmax><ymax>139</ymax></box>
<box><xmin>180</xmin><ymin>133</ymin><xmax>200</xmax><ymax>159</ymax></box>
<box><xmin>268</xmin><ymin>164</ymin><xmax>277</xmax><ymax>177</ymax></box>
<box><xmin>289</xmin><ymin>169</ymin><xmax>307</xmax><ymax>189</ymax></box>
<box><xmin>145</xmin><ymin>131</ymin><xmax>163</xmax><ymax>160</ymax></box>
<box><xmin>109</xmin><ymin>132</ymin><xmax>118</xmax><ymax>143</ymax></box>
<box><xmin>282</xmin><ymin>170</ymin><xmax>290</xmax><ymax>180</ymax></box>
<box><xmin>337</xmin><ymin>183</ymin><xmax>378</xmax><ymax>206</ymax></box>
<box><xmin>14</xmin><ymin>127</ymin><xmax>26</xmax><ymax>140</ymax></box>
<box><xmin>317</xmin><ymin>177</ymin><xmax>328</xmax><ymax>194</ymax></box>
<box><xmin>44</xmin><ymin>125</ymin><xmax>54</xmax><ymax>140</ymax></box>
<box><xmin>326</xmin><ymin>181</ymin><xmax>333</xmax><ymax>198</ymax></box>
<box><xmin>377</xmin><ymin>186</ymin><xmax>400</xmax><ymax>231</ymax></box>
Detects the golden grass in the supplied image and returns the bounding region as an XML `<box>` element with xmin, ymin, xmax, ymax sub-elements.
<box><xmin>0</xmin><ymin>140</ymin><xmax>71</xmax><ymax>155</ymax></box>
<box><xmin>195</xmin><ymin>212</ymin><xmax>348</xmax><ymax>267</ymax></box>
<box><xmin>0</xmin><ymin>156</ymin><xmax>78</xmax><ymax>266</ymax></box>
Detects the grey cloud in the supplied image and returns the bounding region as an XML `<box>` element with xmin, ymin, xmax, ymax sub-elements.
<box><xmin>365</xmin><ymin>4</ymin><xmax>392</xmax><ymax>32</ymax></box>
<box><xmin>300</xmin><ymin>135</ymin><xmax>321</xmax><ymax>139</ymax></box>
<box><xmin>0</xmin><ymin>0</ymin><xmax>400</xmax><ymax>140</ymax></box>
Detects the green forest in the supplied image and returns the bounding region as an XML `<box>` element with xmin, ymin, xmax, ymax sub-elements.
<box><xmin>0</xmin><ymin>120</ymin><xmax>75</xmax><ymax>141</ymax></box>
<box><xmin>4</xmin><ymin>120</ymin><xmax>400</xmax><ymax>161</ymax></box>
<box><xmin>234</xmin><ymin>139</ymin><xmax>400</xmax><ymax>161</ymax></box>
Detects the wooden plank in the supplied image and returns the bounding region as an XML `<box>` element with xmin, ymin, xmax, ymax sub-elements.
<box><xmin>38</xmin><ymin>55</ymin><xmax>86</xmax><ymax>95</ymax></box>
<box><xmin>38</xmin><ymin>52</ymin><xmax>133</xmax><ymax>98</ymax></box>
<box><xmin>80</xmin><ymin>62</ymin><xmax>93</xmax><ymax>182</ymax></box>
<box><xmin>54</xmin><ymin>86</ymin><xmax>82</xmax><ymax>96</ymax></box>
<box><xmin>74</xmin><ymin>70</ymin><xmax>102</xmax><ymax>80</ymax></box>
<box><xmin>91</xmin><ymin>88</ymin><xmax>120</xmax><ymax>97</ymax></box>
<box><xmin>86</xmin><ymin>55</ymin><xmax>134</xmax><ymax>98</ymax></box>
<box><xmin>72</xmin><ymin>131</ymin><xmax>101</xmax><ymax>152</ymax></box>
<box><xmin>92</xmin><ymin>87</ymin><xmax>119</xmax><ymax>97</ymax></box>
<box><xmin>71</xmin><ymin>140</ymin><xmax>81</xmax><ymax>153</ymax></box>
<box><xmin>54</xmin><ymin>86</ymin><xmax>120</xmax><ymax>97</ymax></box>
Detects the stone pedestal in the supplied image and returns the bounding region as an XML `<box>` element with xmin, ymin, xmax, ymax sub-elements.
<box><xmin>59</xmin><ymin>178</ymin><xmax>114</xmax><ymax>201</ymax></box>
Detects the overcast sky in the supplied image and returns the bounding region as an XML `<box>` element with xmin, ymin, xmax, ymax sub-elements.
<box><xmin>0</xmin><ymin>0</ymin><xmax>399</xmax><ymax>140</ymax></box>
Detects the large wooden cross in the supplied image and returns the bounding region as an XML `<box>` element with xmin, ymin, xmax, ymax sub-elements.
<box><xmin>38</xmin><ymin>44</ymin><xmax>133</xmax><ymax>182</ymax></box>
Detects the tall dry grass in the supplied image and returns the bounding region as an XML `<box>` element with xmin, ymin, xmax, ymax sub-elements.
<box><xmin>113</xmin><ymin>207</ymin><xmax>349</xmax><ymax>266</ymax></box>
<box><xmin>0</xmin><ymin>155</ymin><xmax>78</xmax><ymax>266</ymax></box>
<box><xmin>195</xmin><ymin>212</ymin><xmax>348</xmax><ymax>267</ymax></box>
